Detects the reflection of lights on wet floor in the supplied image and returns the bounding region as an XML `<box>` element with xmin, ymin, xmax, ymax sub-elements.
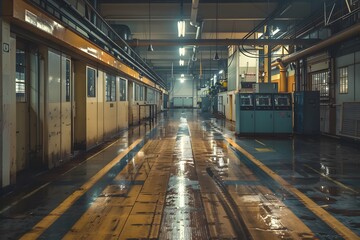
<box><xmin>218</xmin><ymin>157</ymin><xmax>225</xmax><ymax>167</ymax></box>
<box><xmin>178</xmin><ymin>177</ymin><xmax>186</xmax><ymax>208</ymax></box>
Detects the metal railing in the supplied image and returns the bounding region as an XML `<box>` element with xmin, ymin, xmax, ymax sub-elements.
<box><xmin>27</xmin><ymin>0</ymin><xmax>167</xmax><ymax>89</ymax></box>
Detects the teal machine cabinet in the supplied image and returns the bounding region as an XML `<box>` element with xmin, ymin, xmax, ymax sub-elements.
<box><xmin>294</xmin><ymin>91</ymin><xmax>320</xmax><ymax>134</ymax></box>
<box><xmin>254</xmin><ymin>93</ymin><xmax>273</xmax><ymax>134</ymax></box>
<box><xmin>273</xmin><ymin>93</ymin><xmax>293</xmax><ymax>134</ymax></box>
<box><xmin>235</xmin><ymin>93</ymin><xmax>254</xmax><ymax>135</ymax></box>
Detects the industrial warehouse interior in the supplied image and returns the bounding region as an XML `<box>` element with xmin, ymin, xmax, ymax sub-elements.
<box><xmin>0</xmin><ymin>0</ymin><xmax>360</xmax><ymax>239</ymax></box>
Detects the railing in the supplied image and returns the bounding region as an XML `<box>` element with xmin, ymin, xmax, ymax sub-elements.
<box><xmin>138</xmin><ymin>104</ymin><xmax>157</xmax><ymax>125</ymax></box>
<box><xmin>26</xmin><ymin>0</ymin><xmax>167</xmax><ymax>89</ymax></box>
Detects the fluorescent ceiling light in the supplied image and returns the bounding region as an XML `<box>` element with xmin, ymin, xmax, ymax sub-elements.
<box><xmin>179</xmin><ymin>59</ymin><xmax>184</xmax><ymax>66</ymax></box>
<box><xmin>219</xmin><ymin>70</ymin><xmax>224</xmax><ymax>74</ymax></box>
<box><xmin>178</xmin><ymin>20</ymin><xmax>185</xmax><ymax>37</ymax></box>
<box><xmin>272</xmin><ymin>27</ymin><xmax>280</xmax><ymax>36</ymax></box>
<box><xmin>179</xmin><ymin>47</ymin><xmax>185</xmax><ymax>56</ymax></box>
<box><xmin>181</xmin><ymin>74</ymin><xmax>185</xmax><ymax>77</ymax></box>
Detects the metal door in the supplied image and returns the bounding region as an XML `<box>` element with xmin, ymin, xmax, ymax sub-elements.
<box><xmin>173</xmin><ymin>97</ymin><xmax>183</xmax><ymax>107</ymax></box>
<box><xmin>61</xmin><ymin>56</ymin><xmax>72</xmax><ymax>160</ymax></box>
<box><xmin>183</xmin><ymin>97</ymin><xmax>193</xmax><ymax>108</ymax></box>
<box><xmin>15</xmin><ymin>48</ymin><xmax>29</xmax><ymax>171</ymax></box>
<box><xmin>47</xmin><ymin>50</ymin><xmax>61</xmax><ymax>168</ymax></box>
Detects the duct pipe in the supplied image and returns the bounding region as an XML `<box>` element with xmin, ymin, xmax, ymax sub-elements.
<box><xmin>190</xmin><ymin>0</ymin><xmax>200</xmax><ymax>27</ymax></box>
<box><xmin>272</xmin><ymin>61</ymin><xmax>287</xmax><ymax>92</ymax></box>
<box><xmin>126</xmin><ymin>38</ymin><xmax>318</xmax><ymax>47</ymax></box>
<box><xmin>282</xmin><ymin>23</ymin><xmax>360</xmax><ymax>64</ymax></box>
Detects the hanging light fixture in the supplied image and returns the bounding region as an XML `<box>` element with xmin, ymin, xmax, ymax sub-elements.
<box><xmin>178</xmin><ymin>0</ymin><xmax>185</xmax><ymax>37</ymax></box>
<box><xmin>148</xmin><ymin>0</ymin><xmax>154</xmax><ymax>51</ymax></box>
<box><xmin>213</xmin><ymin>0</ymin><xmax>220</xmax><ymax>60</ymax></box>
<box><xmin>179</xmin><ymin>46</ymin><xmax>185</xmax><ymax>56</ymax></box>
<box><xmin>178</xmin><ymin>20</ymin><xmax>185</xmax><ymax>37</ymax></box>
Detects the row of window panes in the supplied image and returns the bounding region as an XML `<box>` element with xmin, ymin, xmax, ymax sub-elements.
<box><xmin>87</xmin><ymin>67</ymin><xmax>127</xmax><ymax>102</ymax></box>
<box><xmin>339</xmin><ymin>67</ymin><xmax>348</xmax><ymax>94</ymax></box>
<box><xmin>134</xmin><ymin>83</ymin><xmax>144</xmax><ymax>101</ymax></box>
<box><xmin>106</xmin><ymin>74</ymin><xmax>116</xmax><ymax>102</ymax></box>
<box><xmin>311</xmin><ymin>71</ymin><xmax>329</xmax><ymax>97</ymax></box>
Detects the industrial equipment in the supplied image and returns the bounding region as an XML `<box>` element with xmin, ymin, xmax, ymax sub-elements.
<box><xmin>294</xmin><ymin>91</ymin><xmax>320</xmax><ymax>134</ymax></box>
<box><xmin>254</xmin><ymin>93</ymin><xmax>273</xmax><ymax>134</ymax></box>
<box><xmin>235</xmin><ymin>93</ymin><xmax>255</xmax><ymax>135</ymax></box>
<box><xmin>273</xmin><ymin>93</ymin><xmax>293</xmax><ymax>134</ymax></box>
<box><xmin>253</xmin><ymin>83</ymin><xmax>278</xmax><ymax>93</ymax></box>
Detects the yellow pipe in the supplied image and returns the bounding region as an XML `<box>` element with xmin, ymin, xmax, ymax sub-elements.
<box><xmin>272</xmin><ymin>61</ymin><xmax>288</xmax><ymax>92</ymax></box>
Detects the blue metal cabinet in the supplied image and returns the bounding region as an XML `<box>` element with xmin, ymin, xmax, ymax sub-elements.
<box><xmin>254</xmin><ymin>94</ymin><xmax>273</xmax><ymax>134</ymax></box>
<box><xmin>235</xmin><ymin>93</ymin><xmax>255</xmax><ymax>135</ymax></box>
<box><xmin>273</xmin><ymin>93</ymin><xmax>292</xmax><ymax>134</ymax></box>
<box><xmin>294</xmin><ymin>91</ymin><xmax>320</xmax><ymax>134</ymax></box>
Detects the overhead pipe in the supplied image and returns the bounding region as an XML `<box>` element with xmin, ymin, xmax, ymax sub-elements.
<box><xmin>126</xmin><ymin>38</ymin><xmax>319</xmax><ymax>47</ymax></box>
<box><xmin>272</xmin><ymin>60</ymin><xmax>287</xmax><ymax>92</ymax></box>
<box><xmin>281</xmin><ymin>22</ymin><xmax>360</xmax><ymax>64</ymax></box>
<box><xmin>190</xmin><ymin>0</ymin><xmax>200</xmax><ymax>27</ymax></box>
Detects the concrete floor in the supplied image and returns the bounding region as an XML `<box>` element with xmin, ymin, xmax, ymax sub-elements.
<box><xmin>0</xmin><ymin>109</ymin><xmax>359</xmax><ymax>239</ymax></box>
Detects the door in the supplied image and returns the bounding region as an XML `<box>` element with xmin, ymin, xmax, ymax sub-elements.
<box><xmin>61</xmin><ymin>56</ymin><xmax>72</xmax><ymax>159</ymax></box>
<box><xmin>173</xmin><ymin>97</ymin><xmax>183</xmax><ymax>108</ymax></box>
<box><xmin>15</xmin><ymin>48</ymin><xmax>29</xmax><ymax>171</ymax></box>
<box><xmin>183</xmin><ymin>97</ymin><xmax>193</xmax><ymax>108</ymax></box>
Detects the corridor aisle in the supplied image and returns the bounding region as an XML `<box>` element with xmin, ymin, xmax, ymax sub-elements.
<box><xmin>0</xmin><ymin>110</ymin><xmax>359</xmax><ymax>239</ymax></box>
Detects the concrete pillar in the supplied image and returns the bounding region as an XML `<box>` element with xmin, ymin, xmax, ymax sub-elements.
<box><xmin>0</xmin><ymin>19</ymin><xmax>16</xmax><ymax>190</ymax></box>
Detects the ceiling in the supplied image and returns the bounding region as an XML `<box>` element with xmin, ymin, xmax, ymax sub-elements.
<box><xmin>97</xmin><ymin>0</ymin><xmax>326</xmax><ymax>85</ymax></box>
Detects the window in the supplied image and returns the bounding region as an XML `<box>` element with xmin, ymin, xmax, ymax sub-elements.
<box><xmin>119</xmin><ymin>78</ymin><xmax>127</xmax><ymax>101</ymax></box>
<box><xmin>140</xmin><ymin>85</ymin><xmax>144</xmax><ymax>101</ymax></box>
<box><xmin>147</xmin><ymin>88</ymin><xmax>155</xmax><ymax>103</ymax></box>
<box><xmin>339</xmin><ymin>67</ymin><xmax>348</xmax><ymax>94</ymax></box>
<box><xmin>87</xmin><ymin>67</ymin><xmax>96</xmax><ymax>97</ymax></box>
<box><xmin>16</xmin><ymin>49</ymin><xmax>26</xmax><ymax>102</ymax></box>
<box><xmin>134</xmin><ymin>83</ymin><xmax>144</xmax><ymax>101</ymax></box>
<box><xmin>65</xmin><ymin>59</ymin><xmax>71</xmax><ymax>102</ymax></box>
<box><xmin>311</xmin><ymin>71</ymin><xmax>330</xmax><ymax>99</ymax></box>
<box><xmin>106</xmin><ymin>74</ymin><xmax>116</xmax><ymax>102</ymax></box>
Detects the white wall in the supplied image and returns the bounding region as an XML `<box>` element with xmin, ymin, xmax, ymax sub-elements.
<box><xmin>335</xmin><ymin>51</ymin><xmax>360</xmax><ymax>136</ymax></box>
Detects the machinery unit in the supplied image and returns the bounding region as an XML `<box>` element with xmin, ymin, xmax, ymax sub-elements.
<box><xmin>235</xmin><ymin>93</ymin><xmax>255</xmax><ymax>135</ymax></box>
<box><xmin>254</xmin><ymin>93</ymin><xmax>273</xmax><ymax>134</ymax></box>
<box><xmin>273</xmin><ymin>93</ymin><xmax>293</xmax><ymax>134</ymax></box>
<box><xmin>201</xmin><ymin>96</ymin><xmax>211</xmax><ymax>112</ymax></box>
<box><xmin>294</xmin><ymin>91</ymin><xmax>320</xmax><ymax>134</ymax></box>
<box><xmin>253</xmin><ymin>83</ymin><xmax>278</xmax><ymax>93</ymax></box>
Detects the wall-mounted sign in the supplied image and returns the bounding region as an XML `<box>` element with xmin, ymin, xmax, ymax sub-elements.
<box><xmin>3</xmin><ymin>43</ymin><xmax>9</xmax><ymax>52</ymax></box>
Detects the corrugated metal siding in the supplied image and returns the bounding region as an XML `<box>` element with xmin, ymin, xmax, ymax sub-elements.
<box><xmin>342</xmin><ymin>102</ymin><xmax>360</xmax><ymax>137</ymax></box>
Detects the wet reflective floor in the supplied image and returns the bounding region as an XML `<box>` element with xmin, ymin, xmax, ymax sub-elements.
<box><xmin>1</xmin><ymin>109</ymin><xmax>359</xmax><ymax>239</ymax></box>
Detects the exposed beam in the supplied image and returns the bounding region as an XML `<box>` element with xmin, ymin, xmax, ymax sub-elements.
<box><xmin>125</xmin><ymin>38</ymin><xmax>319</xmax><ymax>47</ymax></box>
